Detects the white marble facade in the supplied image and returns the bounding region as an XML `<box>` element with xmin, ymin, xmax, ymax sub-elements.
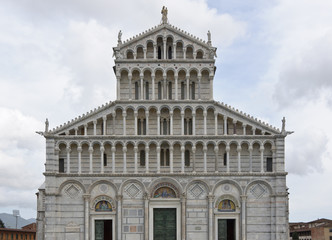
<box><xmin>36</xmin><ymin>8</ymin><xmax>289</xmax><ymax>240</ymax></box>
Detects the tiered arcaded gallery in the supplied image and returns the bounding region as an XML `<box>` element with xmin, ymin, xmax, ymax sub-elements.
<box><xmin>36</xmin><ymin>8</ymin><xmax>289</xmax><ymax>240</ymax></box>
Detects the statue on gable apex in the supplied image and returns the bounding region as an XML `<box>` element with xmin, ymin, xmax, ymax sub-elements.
<box><xmin>207</xmin><ymin>30</ymin><xmax>211</xmax><ymax>42</ymax></box>
<box><xmin>282</xmin><ymin>117</ymin><xmax>286</xmax><ymax>134</ymax></box>
<box><xmin>161</xmin><ymin>6</ymin><xmax>168</xmax><ymax>24</ymax></box>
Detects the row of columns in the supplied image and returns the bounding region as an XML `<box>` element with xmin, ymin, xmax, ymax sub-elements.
<box><xmin>117</xmin><ymin>74</ymin><xmax>211</xmax><ymax>100</ymax></box>
<box><xmin>56</xmin><ymin>143</ymin><xmax>275</xmax><ymax>174</ymax></box>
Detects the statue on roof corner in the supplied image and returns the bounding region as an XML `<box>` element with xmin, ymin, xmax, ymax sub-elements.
<box><xmin>45</xmin><ymin>118</ymin><xmax>49</xmax><ymax>132</ymax></box>
<box><xmin>161</xmin><ymin>6</ymin><xmax>168</xmax><ymax>24</ymax></box>
<box><xmin>118</xmin><ymin>30</ymin><xmax>122</xmax><ymax>45</ymax></box>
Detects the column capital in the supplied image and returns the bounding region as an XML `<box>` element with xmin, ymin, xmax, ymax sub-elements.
<box><xmin>74</xmin><ymin>127</ymin><xmax>79</xmax><ymax>131</ymax></box>
<box><xmin>248</xmin><ymin>145</ymin><xmax>253</xmax><ymax>152</ymax></box>
<box><xmin>192</xmin><ymin>146</ymin><xmax>196</xmax><ymax>153</ymax></box>
<box><xmin>66</xmin><ymin>147</ymin><xmax>71</xmax><ymax>153</ymax></box>
<box><xmin>134</xmin><ymin>111</ymin><xmax>138</xmax><ymax>117</ymax></box>
<box><xmin>225</xmin><ymin>146</ymin><xmax>230</xmax><ymax>152</ymax></box>
<box><xmin>93</xmin><ymin>120</ymin><xmax>97</xmax><ymax>125</ymax></box>
<box><xmin>203</xmin><ymin>146</ymin><xmax>207</xmax><ymax>152</ymax></box>
<box><xmin>82</xmin><ymin>194</ymin><xmax>91</xmax><ymax>201</ymax></box>
<box><xmin>260</xmin><ymin>146</ymin><xmax>265</xmax><ymax>152</ymax></box>
<box><xmin>214</xmin><ymin>112</ymin><xmax>218</xmax><ymax>117</ymax></box>
<box><xmin>169</xmin><ymin>146</ymin><xmax>174</xmax><ymax>151</ymax></box>
<box><xmin>170</xmin><ymin>111</ymin><xmax>173</xmax><ymax>116</ymax></box>
<box><xmin>100</xmin><ymin>146</ymin><xmax>105</xmax><ymax>152</ymax></box>
<box><xmin>134</xmin><ymin>146</ymin><xmax>138</xmax><ymax>152</ymax></box>
<box><xmin>145</xmin><ymin>146</ymin><xmax>150</xmax><ymax>152</ymax></box>
<box><xmin>214</xmin><ymin>146</ymin><xmax>219</xmax><ymax>153</ymax></box>
<box><xmin>233</xmin><ymin>119</ymin><xmax>237</xmax><ymax>124</ymax></box>
<box><xmin>111</xmin><ymin>146</ymin><xmax>116</xmax><ymax>152</ymax></box>
<box><xmin>203</xmin><ymin>110</ymin><xmax>207</xmax><ymax>116</ymax></box>
<box><xmin>122</xmin><ymin>146</ymin><xmax>127</xmax><ymax>153</ymax></box>
<box><xmin>77</xmin><ymin>146</ymin><xmax>82</xmax><ymax>152</ymax></box>
<box><xmin>102</xmin><ymin>116</ymin><xmax>107</xmax><ymax>121</ymax></box>
<box><xmin>192</xmin><ymin>111</ymin><xmax>196</xmax><ymax>116</ymax></box>
<box><xmin>207</xmin><ymin>194</ymin><xmax>215</xmax><ymax>202</ymax></box>
<box><xmin>181</xmin><ymin>146</ymin><xmax>185</xmax><ymax>152</ymax></box>
<box><xmin>143</xmin><ymin>192</ymin><xmax>150</xmax><ymax>200</ymax></box>
<box><xmin>145</xmin><ymin>110</ymin><xmax>149</xmax><ymax>116</ymax></box>
<box><xmin>157</xmin><ymin>111</ymin><xmax>160</xmax><ymax>116</ymax></box>
<box><xmin>181</xmin><ymin>111</ymin><xmax>184</xmax><ymax>116</ymax></box>
<box><xmin>122</xmin><ymin>112</ymin><xmax>127</xmax><ymax>117</ymax></box>
<box><xmin>240</xmin><ymin>195</ymin><xmax>247</xmax><ymax>201</ymax></box>
<box><xmin>84</xmin><ymin>123</ymin><xmax>88</xmax><ymax>127</ymax></box>
<box><xmin>116</xmin><ymin>195</ymin><xmax>123</xmax><ymax>201</ymax></box>
<box><xmin>88</xmin><ymin>147</ymin><xmax>93</xmax><ymax>153</ymax></box>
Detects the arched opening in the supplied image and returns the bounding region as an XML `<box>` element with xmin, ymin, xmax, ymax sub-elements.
<box><xmin>127</xmin><ymin>50</ymin><xmax>134</xmax><ymax>59</ymax></box>
<box><xmin>157</xmin><ymin>37</ymin><xmax>163</xmax><ymax>59</ymax></box>
<box><xmin>136</xmin><ymin>46</ymin><xmax>144</xmax><ymax>59</ymax></box>
<box><xmin>196</xmin><ymin>50</ymin><xmax>203</xmax><ymax>59</ymax></box>
<box><xmin>186</xmin><ymin>46</ymin><xmax>194</xmax><ymax>59</ymax></box>
<box><xmin>146</xmin><ymin>41</ymin><xmax>154</xmax><ymax>58</ymax></box>
<box><xmin>176</xmin><ymin>42</ymin><xmax>184</xmax><ymax>59</ymax></box>
<box><xmin>160</xmin><ymin>143</ymin><xmax>170</xmax><ymax>167</ymax></box>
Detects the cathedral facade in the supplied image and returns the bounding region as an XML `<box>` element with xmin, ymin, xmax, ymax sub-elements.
<box><xmin>36</xmin><ymin>9</ymin><xmax>289</xmax><ymax>240</ymax></box>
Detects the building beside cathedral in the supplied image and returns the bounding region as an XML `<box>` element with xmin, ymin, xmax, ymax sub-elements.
<box><xmin>36</xmin><ymin>8</ymin><xmax>289</xmax><ymax>240</ymax></box>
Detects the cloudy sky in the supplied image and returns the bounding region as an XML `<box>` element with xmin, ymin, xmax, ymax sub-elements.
<box><xmin>0</xmin><ymin>0</ymin><xmax>331</xmax><ymax>222</ymax></box>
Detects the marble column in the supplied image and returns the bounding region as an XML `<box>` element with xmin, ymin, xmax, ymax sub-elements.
<box><xmin>153</xmin><ymin>43</ymin><xmax>156</xmax><ymax>59</ymax></box>
<box><xmin>198</xmin><ymin>75</ymin><xmax>201</xmax><ymax>100</ymax></box>
<box><xmin>152</xmin><ymin>75</ymin><xmax>155</xmax><ymax>100</ymax></box>
<box><xmin>84</xmin><ymin>123</ymin><xmax>88</xmax><ymax>136</ymax></box>
<box><xmin>203</xmin><ymin>145</ymin><xmax>207</xmax><ymax>173</ymax></box>
<box><xmin>208</xmin><ymin>195</ymin><xmax>214</xmax><ymax>240</ymax></box>
<box><xmin>134</xmin><ymin>146</ymin><xmax>138</xmax><ymax>173</ymax></box>
<box><xmin>181</xmin><ymin>145</ymin><xmax>185</xmax><ymax>173</ymax></box>
<box><xmin>170</xmin><ymin>111</ymin><xmax>173</xmax><ymax>135</ymax></box>
<box><xmin>173</xmin><ymin>43</ymin><xmax>176</xmax><ymax>59</ymax></box>
<box><xmin>54</xmin><ymin>147</ymin><xmax>60</xmax><ymax>173</ymax></box>
<box><xmin>243</xmin><ymin>124</ymin><xmax>247</xmax><ymax>135</ymax></box>
<box><xmin>89</xmin><ymin>146</ymin><xmax>93</xmax><ymax>174</ymax></box>
<box><xmin>249</xmin><ymin>145</ymin><xmax>253</xmax><ymax>173</ymax></box>
<box><xmin>163</xmin><ymin>76</ymin><xmax>167</xmax><ymax>100</ymax></box>
<box><xmin>143</xmin><ymin>48</ymin><xmax>146</xmax><ymax>59</ymax></box>
<box><xmin>157</xmin><ymin>111</ymin><xmax>160</xmax><ymax>135</ymax></box>
<box><xmin>214</xmin><ymin>112</ymin><xmax>218</xmax><ymax>135</ymax></box>
<box><xmin>145</xmin><ymin>146</ymin><xmax>149</xmax><ymax>173</ymax></box>
<box><xmin>203</xmin><ymin>110</ymin><xmax>207</xmax><ymax>135</ymax></box>
<box><xmin>112</xmin><ymin>146</ymin><xmax>116</xmax><ymax>174</ymax></box>
<box><xmin>241</xmin><ymin>195</ymin><xmax>247</xmax><ymax>240</ymax></box>
<box><xmin>209</xmin><ymin>76</ymin><xmax>214</xmax><ymax>100</ymax></box>
<box><xmin>103</xmin><ymin>116</ymin><xmax>107</xmax><ymax>135</ymax></box>
<box><xmin>145</xmin><ymin>110</ymin><xmax>149</xmax><ymax>135</ymax></box>
<box><xmin>66</xmin><ymin>147</ymin><xmax>71</xmax><ymax>174</ymax></box>
<box><xmin>83</xmin><ymin>194</ymin><xmax>90</xmax><ymax>240</ymax></box>
<box><xmin>192</xmin><ymin>146</ymin><xmax>196</xmax><ymax>173</ymax></box>
<box><xmin>181</xmin><ymin>111</ymin><xmax>184</xmax><ymax>135</ymax></box>
<box><xmin>233</xmin><ymin>120</ymin><xmax>237</xmax><ymax>135</ymax></box>
<box><xmin>163</xmin><ymin>38</ymin><xmax>166</xmax><ymax>59</ymax></box>
<box><xmin>128</xmin><ymin>75</ymin><xmax>132</xmax><ymax>100</ymax></box>
<box><xmin>175</xmin><ymin>75</ymin><xmax>178</xmax><ymax>100</ymax></box>
<box><xmin>237</xmin><ymin>146</ymin><xmax>242</xmax><ymax>173</ymax></box>
<box><xmin>134</xmin><ymin>111</ymin><xmax>138</xmax><ymax>135</ymax></box>
<box><xmin>181</xmin><ymin>193</ymin><xmax>187</xmax><ymax>240</ymax></box>
<box><xmin>123</xmin><ymin>146</ymin><xmax>127</xmax><ymax>173</ymax></box>
<box><xmin>170</xmin><ymin>146</ymin><xmax>174</xmax><ymax>173</ymax></box>
<box><xmin>186</xmin><ymin>75</ymin><xmax>190</xmax><ymax>100</ymax></box>
<box><xmin>140</xmin><ymin>76</ymin><xmax>144</xmax><ymax>100</ymax></box>
<box><xmin>122</xmin><ymin>112</ymin><xmax>126</xmax><ymax>136</ymax></box>
<box><xmin>192</xmin><ymin>112</ymin><xmax>196</xmax><ymax>136</ymax></box>
<box><xmin>116</xmin><ymin>75</ymin><xmax>120</xmax><ymax>100</ymax></box>
<box><xmin>224</xmin><ymin>116</ymin><xmax>227</xmax><ymax>135</ymax></box>
<box><xmin>214</xmin><ymin>146</ymin><xmax>219</xmax><ymax>173</ymax></box>
<box><xmin>226</xmin><ymin>144</ymin><xmax>230</xmax><ymax>173</ymax></box>
<box><xmin>100</xmin><ymin>146</ymin><xmax>104</xmax><ymax>173</ymax></box>
<box><xmin>272</xmin><ymin>146</ymin><xmax>276</xmax><ymax>172</ymax></box>
<box><xmin>77</xmin><ymin>146</ymin><xmax>82</xmax><ymax>174</ymax></box>
<box><xmin>116</xmin><ymin>195</ymin><xmax>123</xmax><ymax>240</ymax></box>
<box><xmin>144</xmin><ymin>193</ymin><xmax>149</xmax><ymax>240</ymax></box>
<box><xmin>74</xmin><ymin>127</ymin><xmax>78</xmax><ymax>136</ymax></box>
<box><xmin>157</xmin><ymin>145</ymin><xmax>161</xmax><ymax>173</ymax></box>
<box><xmin>93</xmin><ymin>120</ymin><xmax>97</xmax><ymax>136</ymax></box>
<box><xmin>112</xmin><ymin>112</ymin><xmax>116</xmax><ymax>135</ymax></box>
<box><xmin>260</xmin><ymin>146</ymin><xmax>264</xmax><ymax>173</ymax></box>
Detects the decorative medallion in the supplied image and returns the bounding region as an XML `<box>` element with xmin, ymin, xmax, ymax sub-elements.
<box><xmin>99</xmin><ymin>184</ymin><xmax>108</xmax><ymax>193</ymax></box>
<box><xmin>64</xmin><ymin>184</ymin><xmax>82</xmax><ymax>199</ymax></box>
<box><xmin>223</xmin><ymin>184</ymin><xmax>231</xmax><ymax>192</ymax></box>
<box><xmin>251</xmin><ymin>184</ymin><xmax>266</xmax><ymax>199</ymax></box>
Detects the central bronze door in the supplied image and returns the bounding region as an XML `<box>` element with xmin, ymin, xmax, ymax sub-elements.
<box><xmin>95</xmin><ymin>220</ymin><xmax>112</xmax><ymax>240</ymax></box>
<box><xmin>153</xmin><ymin>208</ymin><xmax>176</xmax><ymax>240</ymax></box>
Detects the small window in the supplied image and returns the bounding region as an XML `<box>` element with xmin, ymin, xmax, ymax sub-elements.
<box><xmin>59</xmin><ymin>158</ymin><xmax>65</xmax><ymax>173</ymax></box>
<box><xmin>181</xmin><ymin>82</ymin><xmax>185</xmax><ymax>100</ymax></box>
<box><xmin>185</xmin><ymin>150</ymin><xmax>190</xmax><ymax>166</ymax></box>
<box><xmin>135</xmin><ymin>82</ymin><xmax>139</xmax><ymax>100</ymax></box>
<box><xmin>80</xmin><ymin>128</ymin><xmax>84</xmax><ymax>135</ymax></box>
<box><xmin>143</xmin><ymin>119</ymin><xmax>146</xmax><ymax>135</ymax></box>
<box><xmin>329</xmin><ymin>228</ymin><xmax>332</xmax><ymax>232</ymax></box>
<box><xmin>101</xmin><ymin>121</ymin><xmax>104</xmax><ymax>135</ymax></box>
<box><xmin>168</xmin><ymin>82</ymin><xmax>172</xmax><ymax>99</ymax></box>
<box><xmin>145</xmin><ymin>82</ymin><xmax>149</xmax><ymax>100</ymax></box>
<box><xmin>138</xmin><ymin>119</ymin><xmax>142</xmax><ymax>135</ymax></box>
<box><xmin>158</xmin><ymin>82</ymin><xmax>162</xmax><ymax>100</ymax></box>
<box><xmin>267</xmin><ymin>157</ymin><xmax>273</xmax><ymax>172</ymax></box>
<box><xmin>223</xmin><ymin>153</ymin><xmax>227</xmax><ymax>166</ymax></box>
<box><xmin>158</xmin><ymin>46</ymin><xmax>162</xmax><ymax>59</ymax></box>
<box><xmin>191</xmin><ymin>82</ymin><xmax>195</xmax><ymax>100</ymax></box>
<box><xmin>103</xmin><ymin>153</ymin><xmax>107</xmax><ymax>166</ymax></box>
<box><xmin>168</xmin><ymin>46</ymin><xmax>172</xmax><ymax>59</ymax></box>
<box><xmin>140</xmin><ymin>150</ymin><xmax>145</xmax><ymax>166</ymax></box>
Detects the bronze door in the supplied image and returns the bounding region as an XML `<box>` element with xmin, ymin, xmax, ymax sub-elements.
<box><xmin>153</xmin><ymin>208</ymin><xmax>176</xmax><ymax>240</ymax></box>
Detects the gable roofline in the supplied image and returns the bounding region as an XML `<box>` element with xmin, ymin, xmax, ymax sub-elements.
<box><xmin>47</xmin><ymin>101</ymin><xmax>116</xmax><ymax>135</ymax></box>
<box><xmin>214</xmin><ymin>101</ymin><xmax>281</xmax><ymax>134</ymax></box>
<box><xmin>118</xmin><ymin>23</ymin><xmax>213</xmax><ymax>50</ymax></box>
